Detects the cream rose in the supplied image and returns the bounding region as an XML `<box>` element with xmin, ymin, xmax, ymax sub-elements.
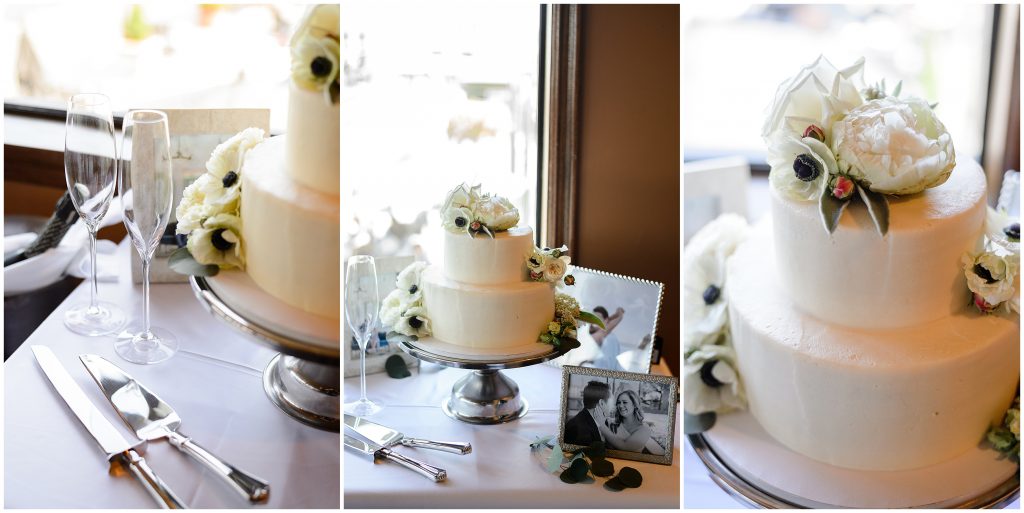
<box><xmin>833</xmin><ymin>97</ymin><xmax>955</xmax><ymax>195</ymax></box>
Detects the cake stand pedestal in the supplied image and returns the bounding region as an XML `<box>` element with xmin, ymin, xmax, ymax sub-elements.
<box><xmin>395</xmin><ymin>337</ymin><xmax>571</xmax><ymax>424</ymax></box>
<box><xmin>190</xmin><ymin>276</ymin><xmax>340</xmax><ymax>432</ymax></box>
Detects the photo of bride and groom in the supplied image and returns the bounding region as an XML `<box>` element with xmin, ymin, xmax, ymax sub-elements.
<box><xmin>559</xmin><ymin>367</ymin><xmax>677</xmax><ymax>463</ymax></box>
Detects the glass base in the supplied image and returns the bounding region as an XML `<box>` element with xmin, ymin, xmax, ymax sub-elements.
<box><xmin>114</xmin><ymin>326</ymin><xmax>178</xmax><ymax>364</ymax></box>
<box><xmin>344</xmin><ymin>398</ymin><xmax>383</xmax><ymax>417</ymax></box>
<box><xmin>63</xmin><ymin>301</ymin><xmax>128</xmax><ymax>336</ymax></box>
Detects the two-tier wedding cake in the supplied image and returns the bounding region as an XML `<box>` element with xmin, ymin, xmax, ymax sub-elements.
<box><xmin>685</xmin><ymin>56</ymin><xmax>1020</xmax><ymax>472</ymax></box>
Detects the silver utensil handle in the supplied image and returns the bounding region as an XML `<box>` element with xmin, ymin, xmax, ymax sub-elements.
<box><xmin>120</xmin><ymin>450</ymin><xmax>188</xmax><ymax>509</ymax></box>
<box><xmin>167</xmin><ymin>431</ymin><xmax>270</xmax><ymax>503</ymax></box>
<box><xmin>401</xmin><ymin>437</ymin><xmax>472</xmax><ymax>455</ymax></box>
<box><xmin>379</xmin><ymin>447</ymin><xmax>447</xmax><ymax>482</ymax></box>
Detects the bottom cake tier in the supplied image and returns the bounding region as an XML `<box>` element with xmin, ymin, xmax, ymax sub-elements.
<box><xmin>420</xmin><ymin>265</ymin><xmax>554</xmax><ymax>349</ymax></box>
<box><xmin>726</xmin><ymin>220</ymin><xmax>1019</xmax><ymax>471</ymax></box>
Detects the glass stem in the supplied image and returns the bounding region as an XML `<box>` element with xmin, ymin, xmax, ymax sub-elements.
<box><xmin>88</xmin><ymin>225</ymin><xmax>99</xmax><ymax>310</ymax></box>
<box><xmin>142</xmin><ymin>258</ymin><xmax>151</xmax><ymax>336</ymax></box>
<box><xmin>360</xmin><ymin>338</ymin><xmax>368</xmax><ymax>402</ymax></box>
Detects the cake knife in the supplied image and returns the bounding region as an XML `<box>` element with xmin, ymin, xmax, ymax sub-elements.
<box><xmin>79</xmin><ymin>354</ymin><xmax>270</xmax><ymax>503</ymax></box>
<box><xmin>31</xmin><ymin>346</ymin><xmax>187</xmax><ymax>509</ymax></box>
<box><xmin>344</xmin><ymin>414</ymin><xmax>472</xmax><ymax>454</ymax></box>
<box><xmin>345</xmin><ymin>434</ymin><xmax>447</xmax><ymax>482</ymax></box>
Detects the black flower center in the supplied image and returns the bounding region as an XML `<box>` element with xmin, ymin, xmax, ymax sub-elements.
<box><xmin>310</xmin><ymin>56</ymin><xmax>332</xmax><ymax>78</ymax></box>
<box><xmin>210</xmin><ymin>229</ymin><xmax>234</xmax><ymax>251</ymax></box>
<box><xmin>454</xmin><ymin>217</ymin><xmax>467</xmax><ymax>228</ymax></box>
<box><xmin>409</xmin><ymin>284</ymin><xmax>418</xmax><ymax>294</ymax></box>
<box><xmin>408</xmin><ymin>316</ymin><xmax>423</xmax><ymax>329</ymax></box>
<box><xmin>699</xmin><ymin>359</ymin><xmax>724</xmax><ymax>388</ymax></box>
<box><xmin>973</xmin><ymin>263</ymin><xmax>998</xmax><ymax>284</ymax></box>
<box><xmin>1004</xmin><ymin>223</ymin><xmax>1020</xmax><ymax>242</ymax></box>
<box><xmin>221</xmin><ymin>171</ymin><xmax>238</xmax><ymax>188</ymax></box>
<box><xmin>793</xmin><ymin>154</ymin><xmax>821</xmax><ymax>182</ymax></box>
<box><xmin>702</xmin><ymin>284</ymin><xmax>721</xmax><ymax>305</ymax></box>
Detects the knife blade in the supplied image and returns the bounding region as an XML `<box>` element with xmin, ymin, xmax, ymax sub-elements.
<box><xmin>344</xmin><ymin>414</ymin><xmax>471</xmax><ymax>455</ymax></box>
<box><xmin>31</xmin><ymin>346</ymin><xmax>186</xmax><ymax>509</ymax></box>
<box><xmin>79</xmin><ymin>354</ymin><xmax>270</xmax><ymax>503</ymax></box>
<box><xmin>344</xmin><ymin>434</ymin><xmax>447</xmax><ymax>482</ymax></box>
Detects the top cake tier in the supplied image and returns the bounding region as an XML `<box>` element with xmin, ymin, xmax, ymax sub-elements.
<box><xmin>771</xmin><ymin>159</ymin><xmax>987</xmax><ymax>329</ymax></box>
<box><xmin>443</xmin><ymin>225</ymin><xmax>534</xmax><ymax>286</ymax></box>
<box><xmin>286</xmin><ymin>83</ymin><xmax>339</xmax><ymax>196</ymax></box>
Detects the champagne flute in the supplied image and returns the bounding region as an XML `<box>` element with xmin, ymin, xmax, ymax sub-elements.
<box><xmin>63</xmin><ymin>93</ymin><xmax>127</xmax><ymax>335</ymax></box>
<box><xmin>344</xmin><ymin>255</ymin><xmax>383</xmax><ymax>416</ymax></box>
<box><xmin>115</xmin><ymin>110</ymin><xmax>177</xmax><ymax>364</ymax></box>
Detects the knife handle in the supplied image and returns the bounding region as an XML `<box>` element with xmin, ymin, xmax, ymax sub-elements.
<box><xmin>167</xmin><ymin>431</ymin><xmax>270</xmax><ymax>503</ymax></box>
<box><xmin>400</xmin><ymin>437</ymin><xmax>473</xmax><ymax>455</ymax></box>
<box><xmin>379</xmin><ymin>447</ymin><xmax>447</xmax><ymax>482</ymax></box>
<box><xmin>119</xmin><ymin>449</ymin><xmax>188</xmax><ymax>509</ymax></box>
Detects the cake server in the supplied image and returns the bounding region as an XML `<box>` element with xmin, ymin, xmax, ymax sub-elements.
<box><xmin>79</xmin><ymin>354</ymin><xmax>270</xmax><ymax>503</ymax></box>
<box><xmin>344</xmin><ymin>414</ymin><xmax>471</xmax><ymax>455</ymax></box>
<box><xmin>31</xmin><ymin>346</ymin><xmax>187</xmax><ymax>509</ymax></box>
<box><xmin>344</xmin><ymin>434</ymin><xmax>447</xmax><ymax>482</ymax></box>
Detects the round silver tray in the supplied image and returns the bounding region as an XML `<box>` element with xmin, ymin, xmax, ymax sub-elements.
<box><xmin>190</xmin><ymin>276</ymin><xmax>340</xmax><ymax>432</ymax></box>
<box><xmin>395</xmin><ymin>337</ymin><xmax>571</xmax><ymax>424</ymax></box>
<box><xmin>688</xmin><ymin>432</ymin><xmax>1021</xmax><ymax>508</ymax></box>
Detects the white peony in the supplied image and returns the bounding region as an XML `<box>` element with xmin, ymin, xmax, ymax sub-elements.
<box><xmin>186</xmin><ymin>213</ymin><xmax>244</xmax><ymax>269</ymax></box>
<box><xmin>394</xmin><ymin>306</ymin><xmax>431</xmax><ymax>338</ymax></box>
<box><xmin>766</xmin><ymin>132</ymin><xmax>837</xmax><ymax>202</ymax></box>
<box><xmin>395</xmin><ymin>261</ymin><xmax>428</xmax><ymax>295</ymax></box>
<box><xmin>683</xmin><ymin>214</ymin><xmax>750</xmax><ymax>353</ymax></box>
<box><xmin>963</xmin><ymin>250</ymin><xmax>1019</xmax><ymax>309</ymax></box>
<box><xmin>474</xmin><ymin>195</ymin><xmax>520</xmax><ymax>231</ymax></box>
<box><xmin>379</xmin><ymin>288</ymin><xmax>413</xmax><ymax>329</ymax></box>
<box><xmin>832</xmin><ymin>97</ymin><xmax>955</xmax><ymax>195</ymax></box>
<box><xmin>683</xmin><ymin>344</ymin><xmax>746</xmax><ymax>415</ymax></box>
<box><xmin>206</xmin><ymin>128</ymin><xmax>266</xmax><ymax>180</ymax></box>
<box><xmin>763</xmin><ymin>55</ymin><xmax>864</xmax><ymax>142</ymax></box>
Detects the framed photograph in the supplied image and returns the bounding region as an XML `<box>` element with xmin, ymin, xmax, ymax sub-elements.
<box><xmin>558</xmin><ymin>365</ymin><xmax>678</xmax><ymax>465</ymax></box>
<box><xmin>130</xmin><ymin>108</ymin><xmax>270</xmax><ymax>283</ymax></box>
<box><xmin>343</xmin><ymin>256</ymin><xmax>420</xmax><ymax>377</ymax></box>
<box><xmin>550</xmin><ymin>267</ymin><xmax>664</xmax><ymax>374</ymax></box>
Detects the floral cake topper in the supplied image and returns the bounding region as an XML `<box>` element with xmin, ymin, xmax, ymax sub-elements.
<box><xmin>291</xmin><ymin>4</ymin><xmax>340</xmax><ymax>106</ymax></box>
<box><xmin>441</xmin><ymin>183</ymin><xmax>520</xmax><ymax>238</ymax></box>
<box><xmin>765</xmin><ymin>56</ymin><xmax>956</xmax><ymax>236</ymax></box>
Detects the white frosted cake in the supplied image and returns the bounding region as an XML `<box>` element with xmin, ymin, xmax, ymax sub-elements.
<box><xmin>684</xmin><ymin>56</ymin><xmax>1020</xmax><ymax>474</ymax></box>
<box><xmin>380</xmin><ymin>184</ymin><xmax>591</xmax><ymax>354</ymax></box>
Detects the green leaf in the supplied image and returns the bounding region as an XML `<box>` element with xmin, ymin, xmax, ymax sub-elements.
<box><xmin>819</xmin><ymin>184</ymin><xmax>850</xmax><ymax>234</ymax></box>
<box><xmin>684</xmin><ymin>411</ymin><xmax>717</xmax><ymax>434</ymax></box>
<box><xmin>530</xmin><ymin>435</ymin><xmax>555</xmax><ymax>449</ymax></box>
<box><xmin>891</xmin><ymin>80</ymin><xmax>902</xmax><ymax>97</ymax></box>
<box><xmin>557</xmin><ymin>337</ymin><xmax>581</xmax><ymax>351</ymax></box>
<box><xmin>568</xmin><ymin>458</ymin><xmax>590</xmax><ymax>481</ymax></box>
<box><xmin>603</xmin><ymin>476</ymin><xmax>626</xmax><ymax>491</ymax></box>
<box><xmin>559</xmin><ymin>468</ymin><xmax>579</xmax><ymax>484</ymax></box>
<box><xmin>577</xmin><ymin>311</ymin><xmax>605</xmax><ymax>329</ymax></box>
<box><xmin>168</xmin><ymin>247</ymin><xmax>219</xmax><ymax>277</ymax></box>
<box><xmin>546</xmin><ymin>442</ymin><xmax>564</xmax><ymax>473</ymax></box>
<box><xmin>384</xmin><ymin>354</ymin><xmax>411</xmax><ymax>379</ymax></box>
<box><xmin>583</xmin><ymin>440</ymin><xmax>606</xmax><ymax>460</ymax></box>
<box><xmin>591</xmin><ymin>458</ymin><xmax>615</xmax><ymax>477</ymax></box>
<box><xmin>857</xmin><ymin>186</ymin><xmax>890</xmax><ymax>236</ymax></box>
<box><xmin>617</xmin><ymin>467</ymin><xmax>643</xmax><ymax>488</ymax></box>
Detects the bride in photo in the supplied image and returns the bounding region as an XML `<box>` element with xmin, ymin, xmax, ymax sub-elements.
<box><xmin>595</xmin><ymin>390</ymin><xmax>664</xmax><ymax>455</ymax></box>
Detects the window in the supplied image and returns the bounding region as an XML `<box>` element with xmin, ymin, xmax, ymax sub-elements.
<box><xmin>684</xmin><ymin>4</ymin><xmax>993</xmax><ymax>164</ymax></box>
<box><xmin>341</xmin><ymin>4</ymin><xmax>541</xmax><ymax>263</ymax></box>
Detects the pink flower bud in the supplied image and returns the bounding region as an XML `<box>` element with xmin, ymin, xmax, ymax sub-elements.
<box><xmin>973</xmin><ymin>293</ymin><xmax>997</xmax><ymax>313</ymax></box>
<box><xmin>803</xmin><ymin>124</ymin><xmax>825</xmax><ymax>142</ymax></box>
<box><xmin>832</xmin><ymin>175</ymin><xmax>856</xmax><ymax>200</ymax></box>
<box><xmin>530</xmin><ymin>271</ymin><xmax>543</xmax><ymax>280</ymax></box>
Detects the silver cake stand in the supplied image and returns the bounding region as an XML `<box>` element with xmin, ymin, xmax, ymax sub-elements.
<box><xmin>393</xmin><ymin>335</ymin><xmax>571</xmax><ymax>424</ymax></box>
<box><xmin>190</xmin><ymin>276</ymin><xmax>340</xmax><ymax>432</ymax></box>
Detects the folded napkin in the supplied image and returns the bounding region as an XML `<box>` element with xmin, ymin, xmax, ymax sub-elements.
<box><xmin>4</xmin><ymin>198</ymin><xmax>124</xmax><ymax>296</ymax></box>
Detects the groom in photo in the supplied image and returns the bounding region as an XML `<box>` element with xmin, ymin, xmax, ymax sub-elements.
<box><xmin>564</xmin><ymin>380</ymin><xmax>611</xmax><ymax>446</ymax></box>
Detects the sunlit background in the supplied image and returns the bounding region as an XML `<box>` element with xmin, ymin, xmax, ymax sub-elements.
<box><xmin>341</xmin><ymin>4</ymin><xmax>541</xmax><ymax>264</ymax></box>
<box><xmin>684</xmin><ymin>4</ymin><xmax>992</xmax><ymax>163</ymax></box>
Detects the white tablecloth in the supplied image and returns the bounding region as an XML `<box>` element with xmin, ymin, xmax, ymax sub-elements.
<box><xmin>4</xmin><ymin>241</ymin><xmax>339</xmax><ymax>508</ymax></box>
<box><xmin>343</xmin><ymin>361</ymin><xmax>681</xmax><ymax>508</ymax></box>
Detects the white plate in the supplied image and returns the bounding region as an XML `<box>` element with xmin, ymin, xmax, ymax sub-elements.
<box><xmin>207</xmin><ymin>270</ymin><xmax>339</xmax><ymax>351</ymax></box>
<box><xmin>699</xmin><ymin>410</ymin><xmax>1018</xmax><ymax>508</ymax></box>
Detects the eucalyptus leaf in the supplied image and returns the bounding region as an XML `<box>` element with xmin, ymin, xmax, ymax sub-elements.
<box><xmin>617</xmin><ymin>467</ymin><xmax>643</xmax><ymax>488</ymax></box>
<box><xmin>857</xmin><ymin>186</ymin><xmax>890</xmax><ymax>236</ymax></box>
<box><xmin>604</xmin><ymin>477</ymin><xmax>626</xmax><ymax>491</ymax></box>
<box><xmin>583</xmin><ymin>441</ymin><xmax>606</xmax><ymax>460</ymax></box>
<box><xmin>558</xmin><ymin>337</ymin><xmax>581</xmax><ymax>351</ymax></box>
<box><xmin>683</xmin><ymin>411</ymin><xmax>717</xmax><ymax>434</ymax></box>
<box><xmin>578</xmin><ymin>311</ymin><xmax>605</xmax><ymax>329</ymax></box>
<box><xmin>168</xmin><ymin>247</ymin><xmax>219</xmax><ymax>277</ymax></box>
<box><xmin>819</xmin><ymin>185</ymin><xmax>851</xmax><ymax>234</ymax></box>
<box><xmin>568</xmin><ymin>458</ymin><xmax>590</xmax><ymax>481</ymax></box>
<box><xmin>559</xmin><ymin>468</ymin><xmax>578</xmax><ymax>484</ymax></box>
<box><xmin>530</xmin><ymin>435</ymin><xmax>555</xmax><ymax>449</ymax></box>
<box><xmin>892</xmin><ymin>80</ymin><xmax>902</xmax><ymax>97</ymax></box>
<box><xmin>384</xmin><ymin>354</ymin><xmax>411</xmax><ymax>379</ymax></box>
<box><xmin>546</xmin><ymin>442</ymin><xmax>564</xmax><ymax>473</ymax></box>
<box><xmin>591</xmin><ymin>458</ymin><xmax>615</xmax><ymax>477</ymax></box>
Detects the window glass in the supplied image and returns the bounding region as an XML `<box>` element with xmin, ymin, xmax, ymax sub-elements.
<box><xmin>341</xmin><ymin>4</ymin><xmax>541</xmax><ymax>263</ymax></box>
<box><xmin>684</xmin><ymin>4</ymin><xmax>992</xmax><ymax>163</ymax></box>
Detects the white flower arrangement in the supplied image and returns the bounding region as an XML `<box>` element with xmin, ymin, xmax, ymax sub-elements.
<box><xmin>290</xmin><ymin>4</ymin><xmax>340</xmax><ymax>105</ymax></box>
<box><xmin>764</xmin><ymin>56</ymin><xmax>956</xmax><ymax>236</ymax></box>
<box><xmin>171</xmin><ymin>128</ymin><xmax>266</xmax><ymax>276</ymax></box>
<box><xmin>963</xmin><ymin>207</ymin><xmax>1020</xmax><ymax>314</ymax></box>
<box><xmin>440</xmin><ymin>183</ymin><xmax>520</xmax><ymax>237</ymax></box>
<box><xmin>380</xmin><ymin>262</ymin><xmax>432</xmax><ymax>338</ymax></box>
<box><xmin>538</xmin><ymin>293</ymin><xmax>603</xmax><ymax>349</ymax></box>
<box><xmin>683</xmin><ymin>344</ymin><xmax>746</xmax><ymax>415</ymax></box>
<box><xmin>527</xmin><ymin>245</ymin><xmax>574</xmax><ymax>285</ymax></box>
